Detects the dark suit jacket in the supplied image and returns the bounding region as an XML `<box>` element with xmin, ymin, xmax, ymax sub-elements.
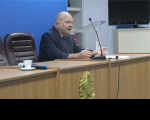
<box><xmin>39</xmin><ymin>26</ymin><xmax>82</xmax><ymax>62</ymax></box>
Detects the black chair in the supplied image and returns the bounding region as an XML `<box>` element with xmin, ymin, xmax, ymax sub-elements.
<box><xmin>4</xmin><ymin>32</ymin><xmax>39</xmax><ymax>66</ymax></box>
<box><xmin>0</xmin><ymin>36</ymin><xmax>9</xmax><ymax>66</ymax></box>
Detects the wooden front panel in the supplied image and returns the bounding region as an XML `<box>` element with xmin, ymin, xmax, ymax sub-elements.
<box><xmin>0</xmin><ymin>72</ymin><xmax>57</xmax><ymax>99</ymax></box>
<box><xmin>110</xmin><ymin>57</ymin><xmax>150</xmax><ymax>99</ymax></box>
<box><xmin>58</xmin><ymin>64</ymin><xmax>109</xmax><ymax>99</ymax></box>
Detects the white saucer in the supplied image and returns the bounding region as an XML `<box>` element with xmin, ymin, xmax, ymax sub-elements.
<box><xmin>20</xmin><ymin>67</ymin><xmax>36</xmax><ymax>71</ymax></box>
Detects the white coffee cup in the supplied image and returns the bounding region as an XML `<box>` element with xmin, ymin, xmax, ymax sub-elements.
<box><xmin>23</xmin><ymin>60</ymin><xmax>32</xmax><ymax>69</ymax></box>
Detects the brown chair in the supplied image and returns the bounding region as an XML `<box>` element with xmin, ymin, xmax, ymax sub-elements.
<box><xmin>4</xmin><ymin>32</ymin><xmax>39</xmax><ymax>66</ymax></box>
<box><xmin>0</xmin><ymin>36</ymin><xmax>9</xmax><ymax>66</ymax></box>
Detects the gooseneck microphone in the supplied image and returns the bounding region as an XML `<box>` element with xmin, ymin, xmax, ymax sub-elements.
<box><xmin>18</xmin><ymin>63</ymin><xmax>48</xmax><ymax>69</ymax></box>
<box><xmin>89</xmin><ymin>18</ymin><xmax>106</xmax><ymax>60</ymax></box>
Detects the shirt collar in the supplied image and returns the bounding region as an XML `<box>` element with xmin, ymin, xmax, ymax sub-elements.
<box><xmin>60</xmin><ymin>34</ymin><xmax>67</xmax><ymax>40</ymax></box>
<box><xmin>60</xmin><ymin>34</ymin><xmax>63</xmax><ymax>38</ymax></box>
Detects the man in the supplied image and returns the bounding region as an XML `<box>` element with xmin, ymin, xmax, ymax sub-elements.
<box><xmin>39</xmin><ymin>11</ymin><xmax>108</xmax><ymax>62</ymax></box>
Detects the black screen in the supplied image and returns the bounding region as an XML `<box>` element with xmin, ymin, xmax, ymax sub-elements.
<box><xmin>108</xmin><ymin>0</ymin><xmax>150</xmax><ymax>25</ymax></box>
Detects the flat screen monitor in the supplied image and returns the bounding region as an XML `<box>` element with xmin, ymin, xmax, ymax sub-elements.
<box><xmin>108</xmin><ymin>0</ymin><xmax>150</xmax><ymax>25</ymax></box>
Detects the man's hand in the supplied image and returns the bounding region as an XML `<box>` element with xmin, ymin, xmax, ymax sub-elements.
<box><xmin>78</xmin><ymin>48</ymin><xmax>92</xmax><ymax>59</ymax></box>
<box><xmin>92</xmin><ymin>47</ymin><xmax>108</xmax><ymax>56</ymax></box>
<box><xmin>68</xmin><ymin>48</ymin><xmax>108</xmax><ymax>59</ymax></box>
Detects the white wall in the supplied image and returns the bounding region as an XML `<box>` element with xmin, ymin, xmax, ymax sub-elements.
<box><xmin>83</xmin><ymin>0</ymin><xmax>115</xmax><ymax>54</ymax></box>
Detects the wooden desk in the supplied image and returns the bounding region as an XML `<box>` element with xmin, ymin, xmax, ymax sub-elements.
<box><xmin>109</xmin><ymin>54</ymin><xmax>150</xmax><ymax>99</ymax></box>
<box><xmin>0</xmin><ymin>54</ymin><xmax>150</xmax><ymax>99</ymax></box>
<box><xmin>0</xmin><ymin>66</ymin><xmax>58</xmax><ymax>99</ymax></box>
<box><xmin>40</xmin><ymin>60</ymin><xmax>110</xmax><ymax>99</ymax></box>
<box><xmin>0</xmin><ymin>61</ymin><xmax>110</xmax><ymax>99</ymax></box>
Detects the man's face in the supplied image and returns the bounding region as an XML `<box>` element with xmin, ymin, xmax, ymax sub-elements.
<box><xmin>58</xmin><ymin>14</ymin><xmax>73</xmax><ymax>36</ymax></box>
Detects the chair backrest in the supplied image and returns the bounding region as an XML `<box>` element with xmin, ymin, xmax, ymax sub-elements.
<box><xmin>70</xmin><ymin>33</ymin><xmax>80</xmax><ymax>47</ymax></box>
<box><xmin>4</xmin><ymin>32</ymin><xmax>39</xmax><ymax>66</ymax></box>
<box><xmin>0</xmin><ymin>36</ymin><xmax>9</xmax><ymax>66</ymax></box>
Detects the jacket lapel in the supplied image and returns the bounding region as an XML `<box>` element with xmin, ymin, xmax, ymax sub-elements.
<box><xmin>52</xmin><ymin>26</ymin><xmax>69</xmax><ymax>53</ymax></box>
<box><xmin>59</xmin><ymin>37</ymin><xmax>69</xmax><ymax>54</ymax></box>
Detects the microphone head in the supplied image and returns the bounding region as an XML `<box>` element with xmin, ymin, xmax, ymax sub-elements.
<box><xmin>18</xmin><ymin>63</ymin><xmax>24</xmax><ymax>69</ymax></box>
<box><xmin>89</xmin><ymin>18</ymin><xmax>92</xmax><ymax>21</ymax></box>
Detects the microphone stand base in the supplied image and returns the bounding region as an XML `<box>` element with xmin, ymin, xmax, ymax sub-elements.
<box><xmin>91</xmin><ymin>55</ymin><xmax>106</xmax><ymax>60</ymax></box>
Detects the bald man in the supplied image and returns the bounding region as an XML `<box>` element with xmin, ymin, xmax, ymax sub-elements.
<box><xmin>39</xmin><ymin>12</ymin><xmax>108</xmax><ymax>62</ymax></box>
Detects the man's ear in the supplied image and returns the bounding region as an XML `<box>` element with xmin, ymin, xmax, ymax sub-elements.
<box><xmin>56</xmin><ymin>21</ymin><xmax>60</xmax><ymax>28</ymax></box>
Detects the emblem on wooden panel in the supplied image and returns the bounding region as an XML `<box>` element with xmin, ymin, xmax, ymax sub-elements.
<box><xmin>79</xmin><ymin>71</ymin><xmax>95</xmax><ymax>99</ymax></box>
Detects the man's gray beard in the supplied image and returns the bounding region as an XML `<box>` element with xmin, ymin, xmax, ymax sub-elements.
<box><xmin>61</xmin><ymin>29</ymin><xmax>70</xmax><ymax>36</ymax></box>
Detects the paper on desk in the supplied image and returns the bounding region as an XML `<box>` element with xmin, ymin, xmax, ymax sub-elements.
<box><xmin>106</xmin><ymin>55</ymin><xmax>129</xmax><ymax>59</ymax></box>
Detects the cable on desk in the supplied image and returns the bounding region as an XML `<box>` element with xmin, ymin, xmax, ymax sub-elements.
<box><xmin>115</xmin><ymin>56</ymin><xmax>120</xmax><ymax>99</ymax></box>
